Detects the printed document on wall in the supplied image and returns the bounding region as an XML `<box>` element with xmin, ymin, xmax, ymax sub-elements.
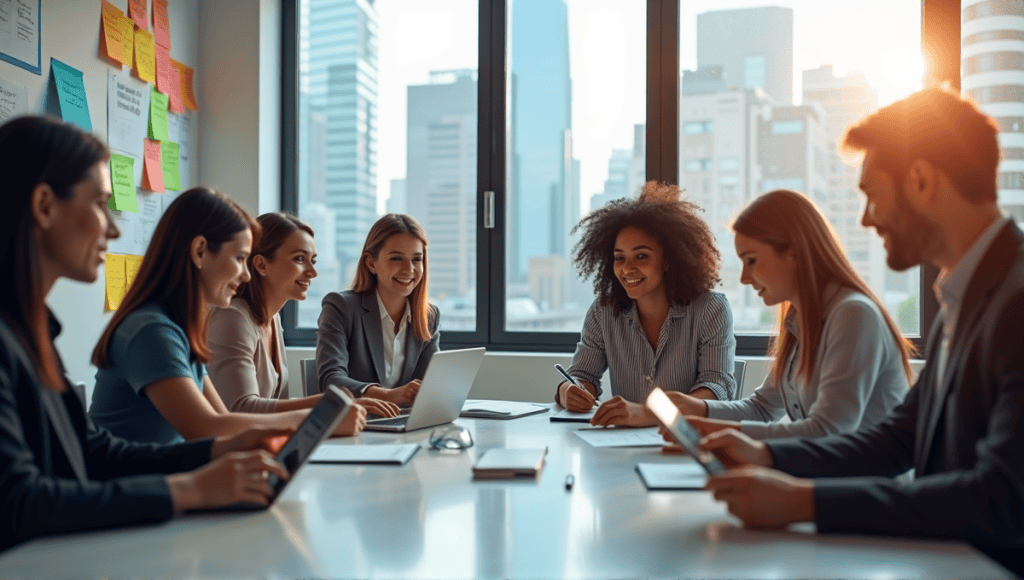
<box><xmin>0</xmin><ymin>0</ymin><xmax>41</xmax><ymax>74</ymax></box>
<box><xmin>0</xmin><ymin>76</ymin><xmax>27</xmax><ymax>124</ymax></box>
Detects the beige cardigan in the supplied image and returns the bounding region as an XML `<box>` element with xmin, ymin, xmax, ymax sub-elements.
<box><xmin>207</xmin><ymin>298</ymin><xmax>289</xmax><ymax>412</ymax></box>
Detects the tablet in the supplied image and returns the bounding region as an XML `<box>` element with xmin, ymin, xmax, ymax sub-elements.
<box><xmin>645</xmin><ymin>388</ymin><xmax>726</xmax><ymax>476</ymax></box>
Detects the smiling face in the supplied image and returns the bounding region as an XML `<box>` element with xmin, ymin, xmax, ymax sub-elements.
<box><xmin>260</xmin><ymin>229</ymin><xmax>318</xmax><ymax>302</ymax></box>
<box><xmin>366</xmin><ymin>232</ymin><xmax>424</xmax><ymax>303</ymax></box>
<box><xmin>734</xmin><ymin>232</ymin><xmax>799</xmax><ymax>309</ymax></box>
<box><xmin>859</xmin><ymin>149</ymin><xmax>941</xmax><ymax>271</ymax></box>
<box><xmin>197</xmin><ymin>229</ymin><xmax>253</xmax><ymax>308</ymax></box>
<box><xmin>613</xmin><ymin>226</ymin><xmax>667</xmax><ymax>304</ymax></box>
<box><xmin>37</xmin><ymin>162</ymin><xmax>121</xmax><ymax>284</ymax></box>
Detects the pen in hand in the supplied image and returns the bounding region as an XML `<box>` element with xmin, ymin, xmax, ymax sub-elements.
<box><xmin>554</xmin><ymin>364</ymin><xmax>597</xmax><ymax>411</ymax></box>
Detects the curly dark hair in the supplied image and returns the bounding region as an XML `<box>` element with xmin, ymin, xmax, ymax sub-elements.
<box><xmin>572</xmin><ymin>181</ymin><xmax>721</xmax><ymax>314</ymax></box>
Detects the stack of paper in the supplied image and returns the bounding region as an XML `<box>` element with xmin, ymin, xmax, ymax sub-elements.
<box><xmin>549</xmin><ymin>408</ymin><xmax>597</xmax><ymax>422</ymax></box>
<box><xmin>460</xmin><ymin>399</ymin><xmax>549</xmax><ymax>420</ymax></box>
<box><xmin>310</xmin><ymin>443</ymin><xmax>420</xmax><ymax>465</ymax></box>
<box><xmin>472</xmin><ymin>447</ymin><xmax>548</xmax><ymax>480</ymax></box>
<box><xmin>574</xmin><ymin>427</ymin><xmax>665</xmax><ymax>448</ymax></box>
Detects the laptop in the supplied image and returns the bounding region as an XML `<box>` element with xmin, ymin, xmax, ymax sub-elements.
<box><xmin>223</xmin><ymin>384</ymin><xmax>353</xmax><ymax>510</ymax></box>
<box><xmin>365</xmin><ymin>347</ymin><xmax>486</xmax><ymax>432</ymax></box>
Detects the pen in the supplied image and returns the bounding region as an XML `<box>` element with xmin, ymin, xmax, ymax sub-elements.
<box><xmin>565</xmin><ymin>474</ymin><xmax>574</xmax><ymax>490</ymax></box>
<box><xmin>554</xmin><ymin>364</ymin><xmax>581</xmax><ymax>388</ymax></box>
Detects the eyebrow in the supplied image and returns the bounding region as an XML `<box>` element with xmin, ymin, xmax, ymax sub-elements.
<box><xmin>386</xmin><ymin>251</ymin><xmax>423</xmax><ymax>256</ymax></box>
<box><xmin>737</xmin><ymin>251</ymin><xmax>755</xmax><ymax>258</ymax></box>
<box><xmin>613</xmin><ymin>245</ymin><xmax>654</xmax><ymax>252</ymax></box>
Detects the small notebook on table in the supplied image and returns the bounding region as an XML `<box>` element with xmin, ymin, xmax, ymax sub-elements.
<box><xmin>549</xmin><ymin>408</ymin><xmax>596</xmax><ymax>422</ymax></box>
<box><xmin>472</xmin><ymin>447</ymin><xmax>548</xmax><ymax>480</ymax></box>
<box><xmin>635</xmin><ymin>462</ymin><xmax>708</xmax><ymax>490</ymax></box>
<box><xmin>310</xmin><ymin>443</ymin><xmax>420</xmax><ymax>465</ymax></box>
<box><xmin>460</xmin><ymin>399</ymin><xmax>549</xmax><ymax>420</ymax></box>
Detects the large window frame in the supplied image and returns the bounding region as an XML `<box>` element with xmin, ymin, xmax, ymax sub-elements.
<box><xmin>282</xmin><ymin>0</ymin><xmax>957</xmax><ymax>356</ymax></box>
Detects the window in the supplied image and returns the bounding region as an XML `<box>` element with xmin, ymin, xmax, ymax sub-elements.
<box><xmin>284</xmin><ymin>0</ymin><xmax>954</xmax><ymax>355</ymax></box>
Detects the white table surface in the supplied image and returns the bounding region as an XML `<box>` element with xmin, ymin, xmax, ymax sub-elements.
<box><xmin>0</xmin><ymin>407</ymin><xmax>1012</xmax><ymax>579</ymax></box>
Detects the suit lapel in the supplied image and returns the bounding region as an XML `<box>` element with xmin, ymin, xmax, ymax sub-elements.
<box><xmin>399</xmin><ymin>322</ymin><xmax>421</xmax><ymax>384</ymax></box>
<box><xmin>919</xmin><ymin>222</ymin><xmax>1022</xmax><ymax>465</ymax></box>
<box><xmin>361</xmin><ymin>292</ymin><xmax>387</xmax><ymax>383</ymax></box>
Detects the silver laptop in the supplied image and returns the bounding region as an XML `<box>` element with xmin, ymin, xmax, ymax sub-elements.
<box><xmin>365</xmin><ymin>347</ymin><xmax>485</xmax><ymax>432</ymax></box>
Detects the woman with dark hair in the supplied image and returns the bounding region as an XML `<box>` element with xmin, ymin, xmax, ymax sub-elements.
<box><xmin>89</xmin><ymin>189</ymin><xmax>367</xmax><ymax>444</ymax></box>
<box><xmin>667</xmin><ymin>190</ymin><xmax>912</xmax><ymax>439</ymax></box>
<box><xmin>0</xmin><ymin>116</ymin><xmax>289</xmax><ymax>551</ymax></box>
<box><xmin>316</xmin><ymin>214</ymin><xmax>439</xmax><ymax>405</ymax></box>
<box><xmin>557</xmin><ymin>181</ymin><xmax>737</xmax><ymax>427</ymax></box>
<box><xmin>206</xmin><ymin>212</ymin><xmax>398</xmax><ymax>417</ymax></box>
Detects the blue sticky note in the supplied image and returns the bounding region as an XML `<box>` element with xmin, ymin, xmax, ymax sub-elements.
<box><xmin>50</xmin><ymin>58</ymin><xmax>92</xmax><ymax>132</ymax></box>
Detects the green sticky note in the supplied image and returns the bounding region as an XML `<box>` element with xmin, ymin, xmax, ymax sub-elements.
<box><xmin>109</xmin><ymin>153</ymin><xmax>139</xmax><ymax>213</ymax></box>
<box><xmin>148</xmin><ymin>88</ymin><xmax>169</xmax><ymax>141</ymax></box>
<box><xmin>161</xmin><ymin>140</ymin><xmax>181</xmax><ymax>191</ymax></box>
<box><xmin>50</xmin><ymin>58</ymin><xmax>92</xmax><ymax>132</ymax></box>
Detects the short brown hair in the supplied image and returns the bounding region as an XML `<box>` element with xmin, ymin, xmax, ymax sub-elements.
<box><xmin>842</xmin><ymin>85</ymin><xmax>999</xmax><ymax>204</ymax></box>
<box><xmin>238</xmin><ymin>212</ymin><xmax>314</xmax><ymax>326</ymax></box>
<box><xmin>572</xmin><ymin>181</ymin><xmax>722</xmax><ymax>314</ymax></box>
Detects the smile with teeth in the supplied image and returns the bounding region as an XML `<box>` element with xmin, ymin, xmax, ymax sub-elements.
<box><xmin>394</xmin><ymin>277</ymin><xmax>414</xmax><ymax>285</ymax></box>
<box><xmin>296</xmin><ymin>280</ymin><xmax>310</xmax><ymax>288</ymax></box>
<box><xmin>622</xmin><ymin>276</ymin><xmax>644</xmax><ymax>287</ymax></box>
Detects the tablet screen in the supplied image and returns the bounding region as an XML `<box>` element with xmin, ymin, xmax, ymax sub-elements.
<box><xmin>646</xmin><ymin>388</ymin><xmax>726</xmax><ymax>476</ymax></box>
<box><xmin>268</xmin><ymin>385</ymin><xmax>352</xmax><ymax>493</ymax></box>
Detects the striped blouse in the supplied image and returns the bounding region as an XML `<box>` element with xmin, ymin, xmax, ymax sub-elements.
<box><xmin>565</xmin><ymin>292</ymin><xmax>737</xmax><ymax>403</ymax></box>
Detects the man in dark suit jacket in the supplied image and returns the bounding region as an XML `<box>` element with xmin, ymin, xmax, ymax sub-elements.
<box><xmin>696</xmin><ymin>87</ymin><xmax>1024</xmax><ymax>575</ymax></box>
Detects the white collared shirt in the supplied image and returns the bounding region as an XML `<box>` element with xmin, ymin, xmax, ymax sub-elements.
<box><xmin>376</xmin><ymin>290</ymin><xmax>411</xmax><ymax>388</ymax></box>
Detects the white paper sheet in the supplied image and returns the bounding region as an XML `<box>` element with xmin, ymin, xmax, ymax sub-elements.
<box><xmin>310</xmin><ymin>443</ymin><xmax>420</xmax><ymax>465</ymax></box>
<box><xmin>635</xmin><ymin>462</ymin><xmax>708</xmax><ymax>490</ymax></box>
<box><xmin>574</xmin><ymin>427</ymin><xmax>665</xmax><ymax>448</ymax></box>
<box><xmin>0</xmin><ymin>76</ymin><xmax>26</xmax><ymax>123</ymax></box>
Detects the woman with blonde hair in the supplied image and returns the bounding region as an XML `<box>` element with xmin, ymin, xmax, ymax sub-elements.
<box><xmin>669</xmin><ymin>189</ymin><xmax>913</xmax><ymax>439</ymax></box>
<box><xmin>316</xmin><ymin>214</ymin><xmax>439</xmax><ymax>405</ymax></box>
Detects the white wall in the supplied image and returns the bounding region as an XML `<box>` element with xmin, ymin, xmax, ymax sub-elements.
<box><xmin>0</xmin><ymin>0</ymin><xmax>200</xmax><ymax>398</ymax></box>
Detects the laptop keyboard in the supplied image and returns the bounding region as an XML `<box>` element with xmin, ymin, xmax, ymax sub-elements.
<box><xmin>367</xmin><ymin>414</ymin><xmax>410</xmax><ymax>425</ymax></box>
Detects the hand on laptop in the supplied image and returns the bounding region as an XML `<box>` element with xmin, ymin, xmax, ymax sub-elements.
<box><xmin>210</xmin><ymin>426</ymin><xmax>296</xmax><ymax>459</ymax></box>
<box><xmin>356</xmin><ymin>397</ymin><xmax>401</xmax><ymax>418</ymax></box>
<box><xmin>166</xmin><ymin>450</ymin><xmax>289</xmax><ymax>511</ymax></box>
<box><xmin>374</xmin><ymin>379</ymin><xmax>421</xmax><ymax>406</ymax></box>
<box><xmin>590</xmin><ymin>396</ymin><xmax>657</xmax><ymax>427</ymax></box>
<box><xmin>332</xmin><ymin>403</ymin><xmax>368</xmax><ymax>437</ymax></box>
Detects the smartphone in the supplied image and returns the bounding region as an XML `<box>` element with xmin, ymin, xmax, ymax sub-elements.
<box><xmin>646</xmin><ymin>387</ymin><xmax>726</xmax><ymax>475</ymax></box>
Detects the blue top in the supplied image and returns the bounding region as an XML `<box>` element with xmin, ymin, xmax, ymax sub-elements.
<box><xmin>89</xmin><ymin>302</ymin><xmax>207</xmax><ymax>444</ymax></box>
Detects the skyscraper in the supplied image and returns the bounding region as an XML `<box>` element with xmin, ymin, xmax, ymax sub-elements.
<box><xmin>509</xmin><ymin>0</ymin><xmax>575</xmax><ymax>280</ymax></box>
<box><xmin>696</xmin><ymin>6</ymin><xmax>794</xmax><ymax>105</ymax></box>
<box><xmin>302</xmin><ymin>0</ymin><xmax>379</xmax><ymax>275</ymax></box>
<box><xmin>962</xmin><ymin>0</ymin><xmax>1024</xmax><ymax>223</ymax></box>
<box><xmin>406</xmin><ymin>70</ymin><xmax>478</xmax><ymax>300</ymax></box>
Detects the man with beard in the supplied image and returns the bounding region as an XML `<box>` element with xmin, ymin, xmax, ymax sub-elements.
<box><xmin>692</xmin><ymin>86</ymin><xmax>1024</xmax><ymax>575</ymax></box>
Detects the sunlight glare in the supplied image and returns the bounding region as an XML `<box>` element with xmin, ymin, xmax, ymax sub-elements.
<box><xmin>877</xmin><ymin>48</ymin><xmax>926</xmax><ymax>105</ymax></box>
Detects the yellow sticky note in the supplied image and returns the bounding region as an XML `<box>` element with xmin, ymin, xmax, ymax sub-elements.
<box><xmin>105</xmin><ymin>254</ymin><xmax>127</xmax><ymax>311</ymax></box>
<box><xmin>125</xmin><ymin>255</ymin><xmax>143</xmax><ymax>293</ymax></box>
<box><xmin>133</xmin><ymin>28</ymin><xmax>156</xmax><ymax>84</ymax></box>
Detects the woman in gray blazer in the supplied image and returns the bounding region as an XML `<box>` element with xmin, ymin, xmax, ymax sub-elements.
<box><xmin>669</xmin><ymin>190</ymin><xmax>915</xmax><ymax>439</ymax></box>
<box><xmin>316</xmin><ymin>214</ymin><xmax>440</xmax><ymax>406</ymax></box>
<box><xmin>207</xmin><ymin>213</ymin><xmax>399</xmax><ymax>417</ymax></box>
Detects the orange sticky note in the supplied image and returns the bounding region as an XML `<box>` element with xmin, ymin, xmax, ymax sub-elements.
<box><xmin>101</xmin><ymin>1</ymin><xmax>134</xmax><ymax>67</ymax></box>
<box><xmin>142</xmin><ymin>139</ymin><xmax>164</xmax><ymax>192</ymax></box>
<box><xmin>154</xmin><ymin>44</ymin><xmax>173</xmax><ymax>96</ymax></box>
<box><xmin>174</xmin><ymin>60</ymin><xmax>198</xmax><ymax>110</ymax></box>
<box><xmin>152</xmin><ymin>0</ymin><xmax>170</xmax><ymax>49</ymax></box>
<box><xmin>166</xmin><ymin>58</ymin><xmax>185</xmax><ymax>114</ymax></box>
<box><xmin>133</xmin><ymin>28</ymin><xmax>155</xmax><ymax>83</ymax></box>
<box><xmin>129</xmin><ymin>0</ymin><xmax>148</xmax><ymax>30</ymax></box>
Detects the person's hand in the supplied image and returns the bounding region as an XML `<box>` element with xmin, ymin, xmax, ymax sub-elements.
<box><xmin>356</xmin><ymin>397</ymin><xmax>401</xmax><ymax>418</ymax></box>
<box><xmin>664</xmin><ymin>390</ymin><xmax>710</xmax><ymax>417</ymax></box>
<box><xmin>167</xmin><ymin>450</ymin><xmax>289</xmax><ymax>511</ymax></box>
<box><xmin>704</xmin><ymin>465</ymin><xmax>814</xmax><ymax>528</ymax></box>
<box><xmin>382</xmin><ymin>380</ymin><xmax>421</xmax><ymax>406</ymax></box>
<box><xmin>210</xmin><ymin>426</ymin><xmax>296</xmax><ymax>459</ymax></box>
<box><xmin>332</xmin><ymin>403</ymin><xmax>368</xmax><ymax>436</ymax></box>
<box><xmin>687</xmin><ymin>416</ymin><xmax>740</xmax><ymax>437</ymax></box>
<box><xmin>558</xmin><ymin>381</ymin><xmax>596</xmax><ymax>412</ymax></box>
<box><xmin>590</xmin><ymin>396</ymin><xmax>657</xmax><ymax>427</ymax></box>
<box><xmin>699</xmin><ymin>428</ymin><xmax>773</xmax><ymax>468</ymax></box>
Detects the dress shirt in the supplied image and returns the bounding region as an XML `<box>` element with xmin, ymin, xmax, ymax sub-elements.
<box><xmin>565</xmin><ymin>292</ymin><xmax>736</xmax><ymax>402</ymax></box>
<box><xmin>377</xmin><ymin>290</ymin><xmax>410</xmax><ymax>389</ymax></box>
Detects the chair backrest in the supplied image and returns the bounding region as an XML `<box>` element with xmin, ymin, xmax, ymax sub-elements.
<box><xmin>733</xmin><ymin>359</ymin><xmax>746</xmax><ymax>397</ymax></box>
<box><xmin>301</xmin><ymin>358</ymin><xmax>318</xmax><ymax>397</ymax></box>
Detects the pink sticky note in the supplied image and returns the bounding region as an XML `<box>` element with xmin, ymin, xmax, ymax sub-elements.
<box><xmin>142</xmin><ymin>139</ymin><xmax>164</xmax><ymax>192</ymax></box>
<box><xmin>129</xmin><ymin>0</ymin><xmax>147</xmax><ymax>30</ymax></box>
<box><xmin>154</xmin><ymin>44</ymin><xmax>173</xmax><ymax>96</ymax></box>
<box><xmin>166</xmin><ymin>58</ymin><xmax>186</xmax><ymax>113</ymax></box>
<box><xmin>152</xmin><ymin>0</ymin><xmax>170</xmax><ymax>49</ymax></box>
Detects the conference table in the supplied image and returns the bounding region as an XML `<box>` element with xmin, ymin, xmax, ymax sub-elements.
<box><xmin>0</xmin><ymin>405</ymin><xmax>1012</xmax><ymax>578</ymax></box>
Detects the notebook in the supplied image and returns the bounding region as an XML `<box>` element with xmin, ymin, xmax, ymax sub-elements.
<box><xmin>365</xmin><ymin>347</ymin><xmax>485</xmax><ymax>432</ymax></box>
<box><xmin>460</xmin><ymin>399</ymin><xmax>549</xmax><ymax>420</ymax></box>
<box><xmin>310</xmin><ymin>443</ymin><xmax>420</xmax><ymax>465</ymax></box>
<box><xmin>549</xmin><ymin>408</ymin><xmax>597</xmax><ymax>422</ymax></box>
<box><xmin>472</xmin><ymin>447</ymin><xmax>548</xmax><ymax>480</ymax></box>
<box><xmin>635</xmin><ymin>462</ymin><xmax>708</xmax><ymax>490</ymax></box>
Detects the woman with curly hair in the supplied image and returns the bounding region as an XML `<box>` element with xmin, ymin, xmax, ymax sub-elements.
<box><xmin>666</xmin><ymin>189</ymin><xmax>912</xmax><ymax>439</ymax></box>
<box><xmin>556</xmin><ymin>181</ymin><xmax>737</xmax><ymax>427</ymax></box>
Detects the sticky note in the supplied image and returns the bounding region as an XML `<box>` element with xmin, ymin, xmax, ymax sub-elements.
<box><xmin>175</xmin><ymin>61</ymin><xmax>198</xmax><ymax>110</ymax></box>
<box><xmin>125</xmin><ymin>255</ymin><xmax>143</xmax><ymax>291</ymax></box>
<box><xmin>154</xmin><ymin>44</ymin><xmax>174</xmax><ymax>98</ymax></box>
<box><xmin>161</xmin><ymin>140</ymin><xmax>180</xmax><ymax>191</ymax></box>
<box><xmin>142</xmin><ymin>139</ymin><xmax>164</xmax><ymax>192</ymax></box>
<box><xmin>148</xmin><ymin>88</ymin><xmax>168</xmax><ymax>141</ymax></box>
<box><xmin>165</xmin><ymin>58</ymin><xmax>185</xmax><ymax>114</ymax></box>
<box><xmin>133</xmin><ymin>28</ymin><xmax>156</xmax><ymax>83</ymax></box>
<box><xmin>49</xmin><ymin>59</ymin><xmax>92</xmax><ymax>132</ymax></box>
<box><xmin>100</xmin><ymin>1</ymin><xmax>134</xmax><ymax>67</ymax></box>
<box><xmin>153</xmin><ymin>0</ymin><xmax>171</xmax><ymax>49</ymax></box>
<box><xmin>109</xmin><ymin>153</ymin><xmax>139</xmax><ymax>212</ymax></box>
<box><xmin>129</xmin><ymin>0</ymin><xmax>148</xmax><ymax>30</ymax></box>
<box><xmin>105</xmin><ymin>254</ymin><xmax>127</xmax><ymax>311</ymax></box>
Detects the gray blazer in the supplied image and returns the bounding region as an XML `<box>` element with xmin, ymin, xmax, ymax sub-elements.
<box><xmin>207</xmin><ymin>298</ymin><xmax>289</xmax><ymax>413</ymax></box>
<box><xmin>316</xmin><ymin>290</ymin><xmax>440</xmax><ymax>397</ymax></box>
<box><xmin>767</xmin><ymin>221</ymin><xmax>1024</xmax><ymax>557</ymax></box>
